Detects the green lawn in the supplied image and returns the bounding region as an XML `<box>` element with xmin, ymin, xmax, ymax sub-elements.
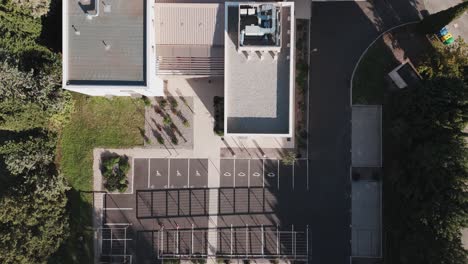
<box><xmin>52</xmin><ymin>94</ymin><xmax>145</xmax><ymax>263</ymax></box>
<box><xmin>352</xmin><ymin>39</ymin><xmax>399</xmax><ymax>105</ymax></box>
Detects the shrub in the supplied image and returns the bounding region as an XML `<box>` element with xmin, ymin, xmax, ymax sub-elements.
<box><xmin>101</xmin><ymin>155</ymin><xmax>130</xmax><ymax>193</ymax></box>
<box><xmin>142</xmin><ymin>96</ymin><xmax>151</xmax><ymax>106</ymax></box>
<box><xmin>281</xmin><ymin>151</ymin><xmax>297</xmax><ymax>166</ymax></box>
<box><xmin>144</xmin><ymin>137</ymin><xmax>152</xmax><ymax>145</ymax></box>
<box><xmin>214</xmin><ymin>129</ymin><xmax>224</xmax><ymax>137</ymax></box>
<box><xmin>11</xmin><ymin>0</ymin><xmax>51</xmax><ymax>18</ymax></box>
<box><xmin>163</xmin><ymin>116</ymin><xmax>172</xmax><ymax>126</ymax></box>
<box><xmin>170</xmin><ymin>98</ymin><xmax>178</xmax><ymax>108</ymax></box>
<box><xmin>157</xmin><ymin>136</ymin><xmax>164</xmax><ymax>145</ymax></box>
<box><xmin>159</xmin><ymin>99</ymin><xmax>167</xmax><ymax>108</ymax></box>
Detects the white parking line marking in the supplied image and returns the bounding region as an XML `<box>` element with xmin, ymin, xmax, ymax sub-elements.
<box><xmin>168</xmin><ymin>159</ymin><xmax>171</xmax><ymax>188</ymax></box>
<box><xmin>277</xmin><ymin>160</ymin><xmax>280</xmax><ymax>190</ymax></box>
<box><xmin>187</xmin><ymin>159</ymin><xmax>190</xmax><ymax>187</ymax></box>
<box><xmin>104</xmin><ymin>208</ymin><xmax>133</xmax><ymax>210</ymax></box>
<box><xmin>104</xmin><ymin>223</ymin><xmax>132</xmax><ymax>226</ymax></box>
<box><xmin>234</xmin><ymin>159</ymin><xmax>236</xmax><ymax>187</ymax></box>
<box><xmin>147</xmin><ymin>159</ymin><xmax>151</xmax><ymax>188</ymax></box>
<box><xmin>262</xmin><ymin>159</ymin><xmax>265</xmax><ymax>188</ymax></box>
<box><xmin>102</xmin><ymin>238</ymin><xmax>133</xmax><ymax>241</ymax></box>
<box><xmin>292</xmin><ymin>162</ymin><xmax>295</xmax><ymax>190</ymax></box>
<box><xmin>307</xmin><ymin>161</ymin><xmax>309</xmax><ymax>191</ymax></box>
<box><xmin>248</xmin><ymin>159</ymin><xmax>251</xmax><ymax>187</ymax></box>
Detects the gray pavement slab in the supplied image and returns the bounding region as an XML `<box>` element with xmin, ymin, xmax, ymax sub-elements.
<box><xmin>219</xmin><ymin>188</ymin><xmax>235</xmax><ymax>215</ymax></box>
<box><xmin>152</xmin><ymin>191</ymin><xmax>167</xmax><ymax>217</ymax></box>
<box><xmin>249</xmin><ymin>188</ymin><xmax>265</xmax><ymax>213</ymax></box>
<box><xmin>234</xmin><ymin>188</ymin><xmax>249</xmax><ymax>214</ymax></box>
<box><xmin>190</xmin><ymin>189</ymin><xmax>208</xmax><ymax>216</ymax></box>
<box><xmin>104</xmin><ymin>209</ymin><xmax>135</xmax><ymax>225</ymax></box>
<box><xmin>136</xmin><ymin>231</ymin><xmax>156</xmax><ymax>264</ymax></box>
<box><xmin>167</xmin><ymin>190</ymin><xmax>180</xmax><ymax>216</ymax></box>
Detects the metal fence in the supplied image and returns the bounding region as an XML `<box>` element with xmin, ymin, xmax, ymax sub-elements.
<box><xmin>137</xmin><ymin>189</ymin><xmax>209</xmax><ymax>218</ymax></box>
<box><xmin>98</xmin><ymin>225</ymin><xmax>133</xmax><ymax>264</ymax></box>
<box><xmin>136</xmin><ymin>187</ymin><xmax>277</xmax><ymax>218</ymax></box>
<box><xmin>153</xmin><ymin>225</ymin><xmax>309</xmax><ymax>261</ymax></box>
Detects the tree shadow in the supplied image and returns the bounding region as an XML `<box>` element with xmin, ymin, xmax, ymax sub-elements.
<box><xmin>39</xmin><ymin>0</ymin><xmax>62</xmax><ymax>53</ymax></box>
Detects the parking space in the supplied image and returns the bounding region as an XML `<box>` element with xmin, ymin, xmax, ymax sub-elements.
<box><xmin>149</xmin><ymin>159</ymin><xmax>168</xmax><ymax>189</ymax></box>
<box><xmin>294</xmin><ymin>159</ymin><xmax>309</xmax><ymax>192</ymax></box>
<box><xmin>220</xmin><ymin>159</ymin><xmax>309</xmax><ymax>191</ymax></box>
<box><xmin>234</xmin><ymin>159</ymin><xmax>249</xmax><ymax>187</ymax></box>
<box><xmin>169</xmin><ymin>159</ymin><xmax>189</xmax><ymax>188</ymax></box>
<box><xmin>134</xmin><ymin>158</ymin><xmax>209</xmax><ymax>190</ymax></box>
<box><xmin>134</xmin><ymin>158</ymin><xmax>149</xmax><ymax>190</ymax></box>
<box><xmin>279</xmin><ymin>163</ymin><xmax>293</xmax><ymax>191</ymax></box>
<box><xmin>189</xmin><ymin>159</ymin><xmax>209</xmax><ymax>188</ymax></box>
<box><xmin>264</xmin><ymin>159</ymin><xmax>279</xmax><ymax>189</ymax></box>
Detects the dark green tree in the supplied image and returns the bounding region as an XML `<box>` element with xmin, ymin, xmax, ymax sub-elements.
<box><xmin>387</xmin><ymin>58</ymin><xmax>468</xmax><ymax>262</ymax></box>
<box><xmin>0</xmin><ymin>57</ymin><xmax>72</xmax><ymax>131</ymax></box>
<box><xmin>0</xmin><ymin>135</ymin><xmax>55</xmax><ymax>176</ymax></box>
<box><xmin>419</xmin><ymin>2</ymin><xmax>468</xmax><ymax>34</ymax></box>
<box><xmin>0</xmin><ymin>173</ymin><xmax>70</xmax><ymax>264</ymax></box>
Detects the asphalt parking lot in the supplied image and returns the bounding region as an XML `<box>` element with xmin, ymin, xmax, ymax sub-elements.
<box><xmin>100</xmin><ymin>157</ymin><xmax>311</xmax><ymax>263</ymax></box>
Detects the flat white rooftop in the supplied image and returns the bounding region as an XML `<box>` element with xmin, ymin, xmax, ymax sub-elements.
<box><xmin>224</xmin><ymin>2</ymin><xmax>294</xmax><ymax>136</ymax></box>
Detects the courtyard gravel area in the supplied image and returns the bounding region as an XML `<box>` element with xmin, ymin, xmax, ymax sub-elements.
<box><xmin>145</xmin><ymin>96</ymin><xmax>194</xmax><ymax>149</ymax></box>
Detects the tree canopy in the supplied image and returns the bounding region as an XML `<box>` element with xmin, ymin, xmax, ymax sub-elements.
<box><xmin>387</xmin><ymin>39</ymin><xmax>468</xmax><ymax>263</ymax></box>
<box><xmin>0</xmin><ymin>134</ymin><xmax>70</xmax><ymax>264</ymax></box>
<box><xmin>0</xmin><ymin>1</ymin><xmax>72</xmax><ymax>263</ymax></box>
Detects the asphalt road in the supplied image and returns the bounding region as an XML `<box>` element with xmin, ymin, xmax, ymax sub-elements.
<box><xmin>306</xmin><ymin>1</ymin><xmax>422</xmax><ymax>263</ymax></box>
<box><xmin>307</xmin><ymin>2</ymin><xmax>380</xmax><ymax>264</ymax></box>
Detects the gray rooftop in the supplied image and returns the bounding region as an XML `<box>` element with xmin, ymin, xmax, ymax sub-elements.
<box><xmin>66</xmin><ymin>0</ymin><xmax>145</xmax><ymax>84</ymax></box>
<box><xmin>155</xmin><ymin>3</ymin><xmax>224</xmax><ymax>46</ymax></box>
<box><xmin>225</xmin><ymin>4</ymin><xmax>292</xmax><ymax>135</ymax></box>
